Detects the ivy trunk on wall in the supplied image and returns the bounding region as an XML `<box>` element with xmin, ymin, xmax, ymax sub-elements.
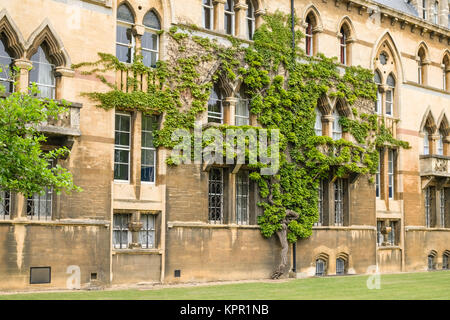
<box><xmin>74</xmin><ymin>12</ymin><xmax>409</xmax><ymax>279</ymax></box>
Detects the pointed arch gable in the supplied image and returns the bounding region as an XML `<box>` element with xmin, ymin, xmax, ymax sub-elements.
<box><xmin>25</xmin><ymin>19</ymin><xmax>70</xmax><ymax>67</ymax></box>
<box><xmin>301</xmin><ymin>4</ymin><xmax>323</xmax><ymax>32</ymax></box>
<box><xmin>336</xmin><ymin>16</ymin><xmax>356</xmax><ymax>40</ymax></box>
<box><xmin>317</xmin><ymin>95</ymin><xmax>333</xmax><ymax>115</ymax></box>
<box><xmin>335</xmin><ymin>97</ymin><xmax>352</xmax><ymax>118</ymax></box>
<box><xmin>370</xmin><ymin>31</ymin><xmax>404</xmax><ymax>82</ymax></box>
<box><xmin>0</xmin><ymin>9</ymin><xmax>25</xmax><ymax>58</ymax></box>
<box><xmin>420</xmin><ymin>107</ymin><xmax>437</xmax><ymax>134</ymax></box>
<box><xmin>437</xmin><ymin>111</ymin><xmax>450</xmax><ymax>136</ymax></box>
<box><xmin>416</xmin><ymin>41</ymin><xmax>430</xmax><ymax>61</ymax></box>
<box><xmin>143</xmin><ymin>8</ymin><xmax>162</xmax><ymax>30</ymax></box>
<box><xmin>117</xmin><ymin>1</ymin><xmax>136</xmax><ymax>23</ymax></box>
<box><xmin>442</xmin><ymin>50</ymin><xmax>450</xmax><ymax>65</ymax></box>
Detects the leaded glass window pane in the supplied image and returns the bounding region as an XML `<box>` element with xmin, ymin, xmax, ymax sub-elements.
<box><xmin>236</xmin><ymin>171</ymin><xmax>249</xmax><ymax>225</ymax></box>
<box><xmin>336</xmin><ymin>258</ymin><xmax>345</xmax><ymax>275</ymax></box>
<box><xmin>209</xmin><ymin>168</ymin><xmax>223</xmax><ymax>223</ymax></box>
<box><xmin>0</xmin><ymin>189</ymin><xmax>11</xmax><ymax>220</ymax></box>
<box><xmin>139</xmin><ymin>214</ymin><xmax>155</xmax><ymax>248</ymax></box>
<box><xmin>315</xmin><ymin>259</ymin><xmax>325</xmax><ymax>276</ymax></box>
<box><xmin>113</xmin><ymin>214</ymin><xmax>131</xmax><ymax>249</ymax></box>
<box><xmin>143</xmin><ymin>10</ymin><xmax>160</xmax><ymax>30</ymax></box>
<box><xmin>334</xmin><ymin>179</ymin><xmax>344</xmax><ymax>226</ymax></box>
<box><xmin>117</xmin><ymin>4</ymin><xmax>134</xmax><ymax>23</ymax></box>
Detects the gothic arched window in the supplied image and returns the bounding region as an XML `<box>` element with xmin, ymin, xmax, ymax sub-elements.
<box><xmin>142</xmin><ymin>10</ymin><xmax>161</xmax><ymax>68</ymax></box>
<box><xmin>246</xmin><ymin>0</ymin><xmax>256</xmax><ymax>40</ymax></box>
<box><xmin>0</xmin><ymin>35</ymin><xmax>14</xmax><ymax>94</ymax></box>
<box><xmin>29</xmin><ymin>44</ymin><xmax>55</xmax><ymax>99</ymax></box>
<box><xmin>116</xmin><ymin>3</ymin><xmax>135</xmax><ymax>63</ymax></box>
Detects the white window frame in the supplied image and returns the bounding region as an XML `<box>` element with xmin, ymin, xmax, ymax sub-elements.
<box><xmin>29</xmin><ymin>47</ymin><xmax>56</xmax><ymax>100</ymax></box>
<box><xmin>385</xmin><ymin>88</ymin><xmax>393</xmax><ymax>117</ymax></box>
<box><xmin>114</xmin><ymin>113</ymin><xmax>131</xmax><ymax>182</ymax></box>
<box><xmin>208</xmin><ymin>89</ymin><xmax>223</xmax><ymax>124</ymax></box>
<box><xmin>418</xmin><ymin>60</ymin><xmax>423</xmax><ymax>84</ymax></box>
<box><xmin>332</xmin><ymin>111</ymin><xmax>342</xmax><ymax>140</ymax></box>
<box><xmin>437</xmin><ymin>132</ymin><xmax>444</xmax><ymax>156</ymax></box>
<box><xmin>388</xmin><ymin>149</ymin><xmax>394</xmax><ymax>199</ymax></box>
<box><xmin>224</xmin><ymin>0</ymin><xmax>235</xmax><ymax>35</ymax></box>
<box><xmin>142</xmin><ymin>28</ymin><xmax>159</xmax><ymax>68</ymax></box>
<box><xmin>432</xmin><ymin>1</ymin><xmax>439</xmax><ymax>24</ymax></box>
<box><xmin>202</xmin><ymin>0</ymin><xmax>214</xmax><ymax>30</ymax></box>
<box><xmin>235</xmin><ymin>97</ymin><xmax>250</xmax><ymax>126</ymax></box>
<box><xmin>305</xmin><ymin>18</ymin><xmax>313</xmax><ymax>56</ymax></box>
<box><xmin>246</xmin><ymin>0</ymin><xmax>256</xmax><ymax>40</ymax></box>
<box><xmin>116</xmin><ymin>20</ymin><xmax>135</xmax><ymax>64</ymax></box>
<box><xmin>424</xmin><ymin>131</ymin><xmax>430</xmax><ymax>155</ymax></box>
<box><xmin>141</xmin><ymin>115</ymin><xmax>157</xmax><ymax>184</ymax></box>
<box><xmin>421</xmin><ymin>0</ymin><xmax>428</xmax><ymax>20</ymax></box>
<box><xmin>0</xmin><ymin>41</ymin><xmax>14</xmax><ymax>94</ymax></box>
<box><xmin>340</xmin><ymin>29</ymin><xmax>347</xmax><ymax>65</ymax></box>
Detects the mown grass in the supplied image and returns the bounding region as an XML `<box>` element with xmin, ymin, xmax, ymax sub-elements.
<box><xmin>1</xmin><ymin>271</ymin><xmax>449</xmax><ymax>300</ymax></box>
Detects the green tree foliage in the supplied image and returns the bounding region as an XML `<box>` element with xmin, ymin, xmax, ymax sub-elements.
<box><xmin>0</xmin><ymin>75</ymin><xmax>81</xmax><ymax>196</ymax></box>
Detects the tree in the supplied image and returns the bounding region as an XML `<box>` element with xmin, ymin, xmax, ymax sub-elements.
<box><xmin>0</xmin><ymin>70</ymin><xmax>80</xmax><ymax>197</ymax></box>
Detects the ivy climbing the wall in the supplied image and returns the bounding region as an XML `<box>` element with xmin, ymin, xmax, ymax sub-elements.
<box><xmin>74</xmin><ymin>11</ymin><xmax>409</xmax><ymax>279</ymax></box>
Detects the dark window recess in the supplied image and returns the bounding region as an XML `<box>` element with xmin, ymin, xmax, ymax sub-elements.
<box><xmin>174</xmin><ymin>270</ymin><xmax>181</xmax><ymax>277</ymax></box>
<box><xmin>30</xmin><ymin>267</ymin><xmax>51</xmax><ymax>284</ymax></box>
<box><xmin>90</xmin><ymin>273</ymin><xmax>97</xmax><ymax>280</ymax></box>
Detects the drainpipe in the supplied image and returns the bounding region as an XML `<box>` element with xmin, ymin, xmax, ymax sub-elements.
<box><xmin>291</xmin><ymin>0</ymin><xmax>297</xmax><ymax>274</ymax></box>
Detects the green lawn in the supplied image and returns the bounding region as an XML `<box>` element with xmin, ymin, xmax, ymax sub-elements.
<box><xmin>1</xmin><ymin>271</ymin><xmax>449</xmax><ymax>300</ymax></box>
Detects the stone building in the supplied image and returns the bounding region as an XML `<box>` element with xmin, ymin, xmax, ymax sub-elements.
<box><xmin>0</xmin><ymin>0</ymin><xmax>449</xmax><ymax>290</ymax></box>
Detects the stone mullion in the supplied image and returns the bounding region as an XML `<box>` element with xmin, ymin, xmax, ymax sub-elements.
<box><xmin>430</xmin><ymin>134</ymin><xmax>440</xmax><ymax>155</ymax></box>
<box><xmin>223</xmin><ymin>97</ymin><xmax>237</xmax><ymax>126</ymax></box>
<box><xmin>128</xmin><ymin>211</ymin><xmax>143</xmax><ymax>249</ymax></box>
<box><xmin>213</xmin><ymin>0</ymin><xmax>226</xmax><ymax>33</ymax></box>
<box><xmin>234</xmin><ymin>2</ymin><xmax>248</xmax><ymax>39</ymax></box>
<box><xmin>13</xmin><ymin>59</ymin><xmax>32</xmax><ymax>93</ymax></box>
<box><xmin>322</xmin><ymin>115</ymin><xmax>333</xmax><ymax>138</ymax></box>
